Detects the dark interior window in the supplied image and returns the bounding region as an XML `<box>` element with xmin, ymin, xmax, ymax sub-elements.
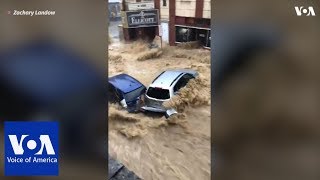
<box><xmin>176</xmin><ymin>27</ymin><xmax>197</xmax><ymax>42</ymax></box>
<box><xmin>108</xmin><ymin>85</ymin><xmax>121</xmax><ymax>103</ymax></box>
<box><xmin>173</xmin><ymin>74</ymin><xmax>194</xmax><ymax>92</ymax></box>
<box><xmin>147</xmin><ymin>87</ymin><xmax>170</xmax><ymax>100</ymax></box>
<box><xmin>196</xmin><ymin>29</ymin><xmax>208</xmax><ymax>47</ymax></box>
<box><xmin>163</xmin><ymin>0</ymin><xmax>167</xmax><ymax>6</ymax></box>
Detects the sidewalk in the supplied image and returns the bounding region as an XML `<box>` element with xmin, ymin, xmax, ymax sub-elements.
<box><xmin>108</xmin><ymin>155</ymin><xmax>140</xmax><ymax>180</ymax></box>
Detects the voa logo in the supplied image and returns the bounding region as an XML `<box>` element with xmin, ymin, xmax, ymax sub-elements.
<box><xmin>294</xmin><ymin>6</ymin><xmax>316</xmax><ymax>16</ymax></box>
<box><xmin>8</xmin><ymin>135</ymin><xmax>55</xmax><ymax>155</ymax></box>
<box><xmin>5</xmin><ymin>122</ymin><xmax>59</xmax><ymax>176</ymax></box>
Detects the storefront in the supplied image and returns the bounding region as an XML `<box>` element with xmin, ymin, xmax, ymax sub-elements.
<box><xmin>172</xmin><ymin>16</ymin><xmax>211</xmax><ymax>48</ymax></box>
<box><xmin>175</xmin><ymin>25</ymin><xmax>211</xmax><ymax>48</ymax></box>
<box><xmin>121</xmin><ymin>8</ymin><xmax>159</xmax><ymax>41</ymax></box>
<box><xmin>165</xmin><ymin>0</ymin><xmax>211</xmax><ymax>49</ymax></box>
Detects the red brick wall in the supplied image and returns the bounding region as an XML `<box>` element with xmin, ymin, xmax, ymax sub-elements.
<box><xmin>195</xmin><ymin>0</ymin><xmax>204</xmax><ymax>18</ymax></box>
<box><xmin>169</xmin><ymin>0</ymin><xmax>176</xmax><ymax>45</ymax></box>
<box><xmin>155</xmin><ymin>0</ymin><xmax>160</xmax><ymax>36</ymax></box>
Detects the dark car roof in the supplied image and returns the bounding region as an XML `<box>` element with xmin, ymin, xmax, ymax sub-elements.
<box><xmin>109</xmin><ymin>74</ymin><xmax>145</xmax><ymax>94</ymax></box>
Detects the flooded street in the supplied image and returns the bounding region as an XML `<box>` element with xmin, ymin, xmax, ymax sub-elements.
<box><xmin>108</xmin><ymin>21</ymin><xmax>211</xmax><ymax>180</ymax></box>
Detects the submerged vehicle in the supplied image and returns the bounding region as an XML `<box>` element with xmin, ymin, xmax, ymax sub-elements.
<box><xmin>141</xmin><ymin>69</ymin><xmax>198</xmax><ymax>117</ymax></box>
<box><xmin>108</xmin><ymin>74</ymin><xmax>146</xmax><ymax>112</ymax></box>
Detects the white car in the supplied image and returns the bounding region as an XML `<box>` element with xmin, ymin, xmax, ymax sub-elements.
<box><xmin>141</xmin><ymin>69</ymin><xmax>198</xmax><ymax>118</ymax></box>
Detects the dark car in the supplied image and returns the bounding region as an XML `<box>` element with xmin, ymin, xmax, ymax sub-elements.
<box><xmin>108</xmin><ymin>74</ymin><xmax>146</xmax><ymax>112</ymax></box>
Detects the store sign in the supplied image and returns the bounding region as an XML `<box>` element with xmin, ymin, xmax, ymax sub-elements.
<box><xmin>127</xmin><ymin>2</ymin><xmax>155</xmax><ymax>11</ymax></box>
<box><xmin>122</xmin><ymin>10</ymin><xmax>159</xmax><ymax>28</ymax></box>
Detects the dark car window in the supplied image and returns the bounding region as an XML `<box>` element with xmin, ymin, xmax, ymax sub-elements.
<box><xmin>124</xmin><ymin>86</ymin><xmax>146</xmax><ymax>102</ymax></box>
<box><xmin>108</xmin><ymin>84</ymin><xmax>122</xmax><ymax>103</ymax></box>
<box><xmin>146</xmin><ymin>87</ymin><xmax>170</xmax><ymax>100</ymax></box>
<box><xmin>173</xmin><ymin>74</ymin><xmax>194</xmax><ymax>92</ymax></box>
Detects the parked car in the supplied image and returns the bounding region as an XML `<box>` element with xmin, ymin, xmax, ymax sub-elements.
<box><xmin>108</xmin><ymin>74</ymin><xmax>146</xmax><ymax>112</ymax></box>
<box><xmin>141</xmin><ymin>69</ymin><xmax>198</xmax><ymax>117</ymax></box>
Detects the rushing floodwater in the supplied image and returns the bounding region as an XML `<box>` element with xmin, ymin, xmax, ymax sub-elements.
<box><xmin>108</xmin><ymin>38</ymin><xmax>211</xmax><ymax>180</ymax></box>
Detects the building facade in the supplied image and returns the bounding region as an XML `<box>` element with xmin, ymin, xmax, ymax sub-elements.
<box><xmin>119</xmin><ymin>0</ymin><xmax>211</xmax><ymax>47</ymax></box>
<box><xmin>120</xmin><ymin>0</ymin><xmax>160</xmax><ymax>41</ymax></box>
<box><xmin>158</xmin><ymin>0</ymin><xmax>211</xmax><ymax>48</ymax></box>
<box><xmin>109</xmin><ymin>0</ymin><xmax>122</xmax><ymax>21</ymax></box>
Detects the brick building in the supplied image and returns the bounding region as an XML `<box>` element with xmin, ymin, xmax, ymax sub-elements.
<box><xmin>119</xmin><ymin>0</ymin><xmax>211</xmax><ymax>48</ymax></box>
<box><xmin>158</xmin><ymin>0</ymin><xmax>211</xmax><ymax>48</ymax></box>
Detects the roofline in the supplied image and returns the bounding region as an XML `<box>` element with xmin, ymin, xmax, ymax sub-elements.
<box><xmin>152</xmin><ymin>71</ymin><xmax>165</xmax><ymax>84</ymax></box>
<box><xmin>150</xmin><ymin>71</ymin><xmax>186</xmax><ymax>89</ymax></box>
<box><xmin>108</xmin><ymin>73</ymin><xmax>145</xmax><ymax>93</ymax></box>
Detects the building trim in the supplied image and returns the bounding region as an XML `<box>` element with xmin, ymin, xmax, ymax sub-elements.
<box><xmin>123</xmin><ymin>25</ymin><xmax>159</xmax><ymax>29</ymax></box>
<box><xmin>174</xmin><ymin>16</ymin><xmax>210</xmax><ymax>29</ymax></box>
<box><xmin>175</xmin><ymin>25</ymin><xmax>210</xmax><ymax>30</ymax></box>
<box><xmin>161</xmin><ymin>19</ymin><xmax>170</xmax><ymax>23</ymax></box>
<box><xmin>175</xmin><ymin>42</ymin><xmax>211</xmax><ymax>50</ymax></box>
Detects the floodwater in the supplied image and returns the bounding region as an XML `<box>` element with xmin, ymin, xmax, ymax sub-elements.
<box><xmin>108</xmin><ymin>26</ymin><xmax>211</xmax><ymax>180</ymax></box>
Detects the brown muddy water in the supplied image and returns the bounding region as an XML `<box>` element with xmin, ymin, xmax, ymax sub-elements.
<box><xmin>108</xmin><ymin>40</ymin><xmax>211</xmax><ymax>180</ymax></box>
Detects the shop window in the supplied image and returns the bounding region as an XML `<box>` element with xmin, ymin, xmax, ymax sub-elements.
<box><xmin>207</xmin><ymin>30</ymin><xmax>211</xmax><ymax>48</ymax></box>
<box><xmin>196</xmin><ymin>29</ymin><xmax>207</xmax><ymax>46</ymax></box>
<box><xmin>188</xmin><ymin>28</ymin><xmax>196</xmax><ymax>41</ymax></box>
<box><xmin>176</xmin><ymin>26</ymin><xmax>211</xmax><ymax>48</ymax></box>
<box><xmin>176</xmin><ymin>26</ymin><xmax>196</xmax><ymax>42</ymax></box>
<box><xmin>176</xmin><ymin>27</ymin><xmax>188</xmax><ymax>42</ymax></box>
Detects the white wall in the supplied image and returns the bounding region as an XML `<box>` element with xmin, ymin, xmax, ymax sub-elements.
<box><xmin>175</xmin><ymin>0</ymin><xmax>211</xmax><ymax>19</ymax></box>
<box><xmin>160</xmin><ymin>21</ymin><xmax>169</xmax><ymax>43</ymax></box>
<box><xmin>160</xmin><ymin>0</ymin><xmax>169</xmax><ymax>21</ymax></box>
<box><xmin>203</xmin><ymin>0</ymin><xmax>211</xmax><ymax>19</ymax></box>
<box><xmin>176</xmin><ymin>0</ymin><xmax>196</xmax><ymax>17</ymax></box>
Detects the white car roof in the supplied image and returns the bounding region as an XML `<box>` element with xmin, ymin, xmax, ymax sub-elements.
<box><xmin>149</xmin><ymin>69</ymin><xmax>198</xmax><ymax>89</ymax></box>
